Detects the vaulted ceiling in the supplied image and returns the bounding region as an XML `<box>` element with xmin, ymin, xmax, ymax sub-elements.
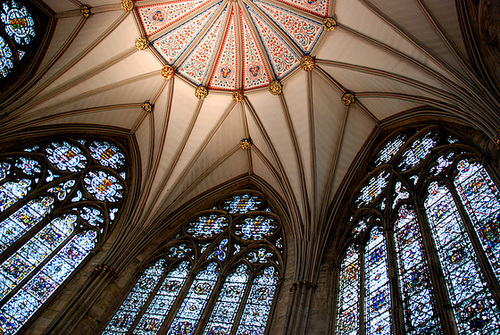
<box><xmin>1</xmin><ymin>0</ymin><xmax>498</xmax><ymax>279</ymax></box>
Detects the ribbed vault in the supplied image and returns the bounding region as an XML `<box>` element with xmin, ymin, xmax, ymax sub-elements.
<box><xmin>0</xmin><ymin>0</ymin><xmax>499</xmax><ymax>283</ymax></box>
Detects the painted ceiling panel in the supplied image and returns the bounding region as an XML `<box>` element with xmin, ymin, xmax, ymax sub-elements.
<box><xmin>251</xmin><ymin>0</ymin><xmax>324</xmax><ymax>54</ymax></box>
<box><xmin>152</xmin><ymin>2</ymin><xmax>222</xmax><ymax>64</ymax></box>
<box><xmin>137</xmin><ymin>0</ymin><xmax>212</xmax><ymax>37</ymax></box>
<box><xmin>275</xmin><ymin>0</ymin><xmax>329</xmax><ymax>18</ymax></box>
<box><xmin>209</xmin><ymin>9</ymin><xmax>238</xmax><ymax>90</ymax></box>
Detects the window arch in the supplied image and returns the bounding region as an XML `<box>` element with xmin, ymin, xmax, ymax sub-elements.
<box><xmin>0</xmin><ymin>137</ymin><xmax>128</xmax><ymax>334</ymax></box>
<box><xmin>102</xmin><ymin>190</ymin><xmax>284</xmax><ymax>335</ymax></box>
<box><xmin>335</xmin><ymin>126</ymin><xmax>500</xmax><ymax>334</ymax></box>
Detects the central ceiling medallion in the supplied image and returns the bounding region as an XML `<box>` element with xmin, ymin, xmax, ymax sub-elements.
<box><xmin>136</xmin><ymin>0</ymin><xmax>329</xmax><ymax>92</ymax></box>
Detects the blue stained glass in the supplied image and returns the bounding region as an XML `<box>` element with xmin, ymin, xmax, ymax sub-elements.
<box><xmin>355</xmin><ymin>170</ymin><xmax>391</xmax><ymax>208</ymax></box>
<box><xmin>365</xmin><ymin>227</ymin><xmax>391</xmax><ymax>335</ymax></box>
<box><xmin>208</xmin><ymin>238</ymin><xmax>228</xmax><ymax>261</ymax></box>
<box><xmin>398</xmin><ymin>132</ymin><xmax>437</xmax><ymax>171</ymax></box>
<box><xmin>45</xmin><ymin>169</ymin><xmax>59</xmax><ymax>183</ymax></box>
<box><xmin>351</xmin><ymin>218</ymin><xmax>368</xmax><ymax>238</ymax></box>
<box><xmin>17</xmin><ymin>49</ymin><xmax>23</xmax><ymax>59</ymax></box>
<box><xmin>0</xmin><ymin>162</ymin><xmax>11</xmax><ymax>181</ymax></box>
<box><xmin>0</xmin><ymin>230</ymin><xmax>97</xmax><ymax>334</ymax></box>
<box><xmin>47</xmin><ymin>180</ymin><xmax>75</xmax><ymax>201</ymax></box>
<box><xmin>394</xmin><ymin>206</ymin><xmax>441</xmax><ymax>334</ymax></box>
<box><xmin>428</xmin><ymin>152</ymin><xmax>456</xmax><ymax>176</ymax></box>
<box><xmin>0</xmin><ymin>214</ymin><xmax>75</xmax><ymax>300</ymax></box>
<box><xmin>187</xmin><ymin>214</ymin><xmax>229</xmax><ymax>238</ymax></box>
<box><xmin>14</xmin><ymin>157</ymin><xmax>41</xmax><ymax>175</ymax></box>
<box><xmin>134</xmin><ymin>261</ymin><xmax>190</xmax><ymax>334</ymax></box>
<box><xmin>0</xmin><ymin>1</ymin><xmax>36</xmax><ymax>45</ymax></box>
<box><xmin>246</xmin><ymin>247</ymin><xmax>274</xmax><ymax>263</ymax></box>
<box><xmin>89</xmin><ymin>141</ymin><xmax>126</xmax><ymax>170</ymax></box>
<box><xmin>374</xmin><ymin>133</ymin><xmax>408</xmax><ymax>167</ymax></box>
<box><xmin>0</xmin><ymin>179</ymin><xmax>31</xmax><ymax>212</ymax></box>
<box><xmin>45</xmin><ymin>142</ymin><xmax>87</xmax><ymax>173</ymax></box>
<box><xmin>392</xmin><ymin>181</ymin><xmax>409</xmax><ymax>209</ymax></box>
<box><xmin>79</xmin><ymin>206</ymin><xmax>104</xmax><ymax>226</ymax></box>
<box><xmin>167</xmin><ymin>263</ymin><xmax>219</xmax><ymax>335</ymax></box>
<box><xmin>0</xmin><ymin>36</ymin><xmax>13</xmax><ymax>77</ymax></box>
<box><xmin>168</xmin><ymin>243</ymin><xmax>193</xmax><ymax>258</ymax></box>
<box><xmin>103</xmin><ymin>259</ymin><xmax>166</xmax><ymax>334</ymax></box>
<box><xmin>234</xmin><ymin>216</ymin><xmax>278</xmax><ymax>240</ymax></box>
<box><xmin>425</xmin><ymin>182</ymin><xmax>500</xmax><ymax>333</ymax></box>
<box><xmin>454</xmin><ymin>160</ymin><xmax>500</xmax><ymax>281</ymax></box>
<box><xmin>83</xmin><ymin>170</ymin><xmax>124</xmax><ymax>202</ymax></box>
<box><xmin>0</xmin><ymin>196</ymin><xmax>54</xmax><ymax>254</ymax></box>
<box><xmin>336</xmin><ymin>245</ymin><xmax>360</xmax><ymax>335</ymax></box>
<box><xmin>236</xmin><ymin>267</ymin><xmax>277</xmax><ymax>335</ymax></box>
<box><xmin>203</xmin><ymin>264</ymin><xmax>249</xmax><ymax>335</ymax></box>
<box><xmin>222</xmin><ymin>194</ymin><xmax>263</xmax><ymax>214</ymax></box>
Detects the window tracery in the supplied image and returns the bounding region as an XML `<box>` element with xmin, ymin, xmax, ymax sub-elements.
<box><xmin>335</xmin><ymin>126</ymin><xmax>500</xmax><ymax>334</ymax></box>
<box><xmin>102</xmin><ymin>190</ymin><xmax>284</xmax><ymax>335</ymax></box>
<box><xmin>0</xmin><ymin>137</ymin><xmax>128</xmax><ymax>334</ymax></box>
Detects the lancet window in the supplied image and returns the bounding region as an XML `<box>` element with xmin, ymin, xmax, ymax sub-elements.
<box><xmin>0</xmin><ymin>137</ymin><xmax>128</xmax><ymax>334</ymax></box>
<box><xmin>335</xmin><ymin>126</ymin><xmax>500</xmax><ymax>334</ymax></box>
<box><xmin>102</xmin><ymin>191</ymin><xmax>284</xmax><ymax>335</ymax></box>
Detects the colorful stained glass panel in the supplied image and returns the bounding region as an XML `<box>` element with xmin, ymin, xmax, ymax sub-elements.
<box><xmin>203</xmin><ymin>264</ymin><xmax>249</xmax><ymax>335</ymax></box>
<box><xmin>365</xmin><ymin>227</ymin><xmax>391</xmax><ymax>335</ymax></box>
<box><xmin>167</xmin><ymin>263</ymin><xmax>219</xmax><ymax>335</ymax></box>
<box><xmin>0</xmin><ymin>36</ymin><xmax>14</xmax><ymax>77</ymax></box>
<box><xmin>89</xmin><ymin>141</ymin><xmax>126</xmax><ymax>170</ymax></box>
<box><xmin>355</xmin><ymin>170</ymin><xmax>390</xmax><ymax>208</ymax></box>
<box><xmin>103</xmin><ymin>259</ymin><xmax>166</xmax><ymax>334</ymax></box>
<box><xmin>45</xmin><ymin>142</ymin><xmax>87</xmax><ymax>173</ymax></box>
<box><xmin>83</xmin><ymin>170</ymin><xmax>124</xmax><ymax>203</ymax></box>
<box><xmin>455</xmin><ymin>160</ymin><xmax>500</xmax><ymax>282</ymax></box>
<box><xmin>134</xmin><ymin>261</ymin><xmax>191</xmax><ymax>334</ymax></box>
<box><xmin>336</xmin><ymin>245</ymin><xmax>360</xmax><ymax>335</ymax></box>
<box><xmin>374</xmin><ymin>133</ymin><xmax>408</xmax><ymax>167</ymax></box>
<box><xmin>236</xmin><ymin>267</ymin><xmax>278</xmax><ymax>335</ymax></box>
<box><xmin>0</xmin><ymin>0</ymin><xmax>36</xmax><ymax>45</ymax></box>
<box><xmin>234</xmin><ymin>216</ymin><xmax>277</xmax><ymax>240</ymax></box>
<box><xmin>222</xmin><ymin>193</ymin><xmax>263</xmax><ymax>214</ymax></box>
<box><xmin>398</xmin><ymin>132</ymin><xmax>437</xmax><ymax>171</ymax></box>
<box><xmin>187</xmin><ymin>214</ymin><xmax>229</xmax><ymax>238</ymax></box>
<box><xmin>425</xmin><ymin>182</ymin><xmax>500</xmax><ymax>333</ymax></box>
<box><xmin>394</xmin><ymin>206</ymin><xmax>441</xmax><ymax>334</ymax></box>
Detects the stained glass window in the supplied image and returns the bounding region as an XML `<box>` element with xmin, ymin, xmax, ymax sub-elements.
<box><xmin>0</xmin><ymin>137</ymin><xmax>128</xmax><ymax>334</ymax></box>
<box><xmin>336</xmin><ymin>245</ymin><xmax>359</xmax><ymax>335</ymax></box>
<box><xmin>102</xmin><ymin>192</ymin><xmax>283</xmax><ymax>335</ymax></box>
<box><xmin>337</xmin><ymin>126</ymin><xmax>500</xmax><ymax>335</ymax></box>
<box><xmin>0</xmin><ymin>0</ymin><xmax>38</xmax><ymax>79</ymax></box>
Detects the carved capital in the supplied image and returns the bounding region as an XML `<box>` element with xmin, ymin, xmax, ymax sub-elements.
<box><xmin>94</xmin><ymin>264</ymin><xmax>117</xmax><ymax>278</ymax></box>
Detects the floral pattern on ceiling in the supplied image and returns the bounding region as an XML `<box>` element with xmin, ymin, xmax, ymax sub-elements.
<box><xmin>136</xmin><ymin>0</ymin><xmax>328</xmax><ymax>91</ymax></box>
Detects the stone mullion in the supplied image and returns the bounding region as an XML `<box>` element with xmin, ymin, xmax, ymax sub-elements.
<box><xmin>229</xmin><ymin>271</ymin><xmax>254</xmax><ymax>335</ymax></box>
<box><xmin>0</xmin><ymin>230</ymin><xmax>80</xmax><ymax>308</ymax></box>
<box><xmin>264</xmin><ymin>275</ymin><xmax>284</xmax><ymax>335</ymax></box>
<box><xmin>157</xmin><ymin>270</ymin><xmax>199</xmax><ymax>335</ymax></box>
<box><xmin>124</xmin><ymin>262</ymin><xmax>174</xmax><ymax>335</ymax></box>
<box><xmin>413</xmin><ymin>194</ymin><xmax>458</xmax><ymax>334</ymax></box>
<box><xmin>445</xmin><ymin>178</ymin><xmax>500</xmax><ymax>305</ymax></box>
<box><xmin>192</xmin><ymin>272</ymin><xmax>227</xmax><ymax>335</ymax></box>
<box><xmin>384</xmin><ymin>227</ymin><xmax>405</xmax><ymax>335</ymax></box>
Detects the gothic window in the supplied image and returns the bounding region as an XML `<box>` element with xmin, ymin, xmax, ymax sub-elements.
<box><xmin>335</xmin><ymin>126</ymin><xmax>500</xmax><ymax>334</ymax></box>
<box><xmin>0</xmin><ymin>137</ymin><xmax>128</xmax><ymax>334</ymax></box>
<box><xmin>102</xmin><ymin>191</ymin><xmax>284</xmax><ymax>335</ymax></box>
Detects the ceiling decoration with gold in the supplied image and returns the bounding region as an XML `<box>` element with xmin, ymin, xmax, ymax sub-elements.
<box><xmin>1</xmin><ymin>0</ymin><xmax>498</xmax><ymax>277</ymax></box>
